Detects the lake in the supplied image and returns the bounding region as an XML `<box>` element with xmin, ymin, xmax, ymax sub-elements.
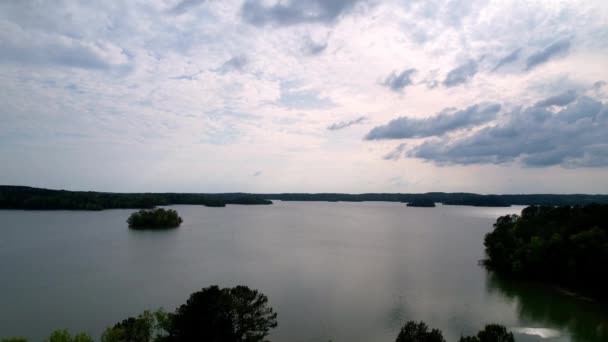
<box><xmin>0</xmin><ymin>202</ymin><xmax>606</xmax><ymax>342</ymax></box>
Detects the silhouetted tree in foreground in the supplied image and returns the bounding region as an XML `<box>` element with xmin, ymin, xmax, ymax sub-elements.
<box><xmin>395</xmin><ymin>321</ymin><xmax>513</xmax><ymax>342</ymax></box>
<box><xmin>395</xmin><ymin>321</ymin><xmax>445</xmax><ymax>342</ymax></box>
<box><xmin>100</xmin><ymin>286</ymin><xmax>277</xmax><ymax>342</ymax></box>
<box><xmin>101</xmin><ymin>310</ymin><xmax>171</xmax><ymax>342</ymax></box>
<box><xmin>44</xmin><ymin>330</ymin><xmax>94</xmax><ymax>342</ymax></box>
<box><xmin>458</xmin><ymin>324</ymin><xmax>514</xmax><ymax>342</ymax></box>
<box><xmin>2</xmin><ymin>291</ymin><xmax>517</xmax><ymax>342</ymax></box>
<box><xmin>169</xmin><ymin>285</ymin><xmax>278</xmax><ymax>342</ymax></box>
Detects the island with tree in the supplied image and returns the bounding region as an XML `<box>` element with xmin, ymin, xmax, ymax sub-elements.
<box><xmin>127</xmin><ymin>208</ymin><xmax>183</xmax><ymax>229</ymax></box>
<box><xmin>406</xmin><ymin>198</ymin><xmax>436</xmax><ymax>207</ymax></box>
<box><xmin>484</xmin><ymin>204</ymin><xmax>608</xmax><ymax>300</ymax></box>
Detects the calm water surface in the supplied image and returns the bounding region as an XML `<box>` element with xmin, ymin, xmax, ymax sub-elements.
<box><xmin>0</xmin><ymin>202</ymin><xmax>606</xmax><ymax>342</ymax></box>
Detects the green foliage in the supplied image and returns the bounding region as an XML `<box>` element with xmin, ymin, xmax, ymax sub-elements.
<box><xmin>395</xmin><ymin>321</ymin><xmax>446</xmax><ymax>342</ymax></box>
<box><xmin>169</xmin><ymin>285</ymin><xmax>278</xmax><ymax>342</ymax></box>
<box><xmin>127</xmin><ymin>209</ymin><xmax>183</xmax><ymax>229</ymax></box>
<box><xmin>101</xmin><ymin>309</ymin><xmax>171</xmax><ymax>342</ymax></box>
<box><xmin>484</xmin><ymin>204</ymin><xmax>608</xmax><ymax>298</ymax></box>
<box><xmin>44</xmin><ymin>330</ymin><xmax>94</xmax><ymax>342</ymax></box>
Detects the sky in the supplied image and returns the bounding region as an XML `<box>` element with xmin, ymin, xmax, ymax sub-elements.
<box><xmin>1</xmin><ymin>0</ymin><xmax>608</xmax><ymax>194</ymax></box>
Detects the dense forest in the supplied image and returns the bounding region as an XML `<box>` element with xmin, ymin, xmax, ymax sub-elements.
<box><xmin>484</xmin><ymin>204</ymin><xmax>608</xmax><ymax>300</ymax></box>
<box><xmin>0</xmin><ymin>186</ymin><xmax>271</xmax><ymax>210</ymax></box>
<box><xmin>406</xmin><ymin>198</ymin><xmax>436</xmax><ymax>207</ymax></box>
<box><xmin>260</xmin><ymin>192</ymin><xmax>608</xmax><ymax>206</ymax></box>
<box><xmin>127</xmin><ymin>209</ymin><xmax>183</xmax><ymax>229</ymax></box>
<box><xmin>2</xmin><ymin>186</ymin><xmax>607</xmax><ymax>210</ymax></box>
<box><xmin>0</xmin><ymin>286</ymin><xmax>513</xmax><ymax>342</ymax></box>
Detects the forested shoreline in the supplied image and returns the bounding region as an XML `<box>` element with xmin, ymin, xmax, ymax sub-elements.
<box><xmin>0</xmin><ymin>186</ymin><xmax>272</xmax><ymax>210</ymax></box>
<box><xmin>2</xmin><ymin>185</ymin><xmax>608</xmax><ymax>210</ymax></box>
<box><xmin>484</xmin><ymin>204</ymin><xmax>608</xmax><ymax>301</ymax></box>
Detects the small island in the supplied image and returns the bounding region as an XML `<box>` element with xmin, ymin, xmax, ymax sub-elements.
<box><xmin>127</xmin><ymin>208</ymin><xmax>183</xmax><ymax>229</ymax></box>
<box><xmin>406</xmin><ymin>198</ymin><xmax>436</xmax><ymax>207</ymax></box>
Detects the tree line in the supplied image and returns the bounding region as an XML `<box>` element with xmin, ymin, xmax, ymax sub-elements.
<box><xmin>1</xmin><ymin>286</ymin><xmax>515</xmax><ymax>342</ymax></box>
<box><xmin>3</xmin><ymin>186</ymin><xmax>608</xmax><ymax>210</ymax></box>
<box><xmin>0</xmin><ymin>186</ymin><xmax>271</xmax><ymax>210</ymax></box>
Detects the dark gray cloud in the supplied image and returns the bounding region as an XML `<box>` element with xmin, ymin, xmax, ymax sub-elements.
<box><xmin>492</xmin><ymin>48</ymin><xmax>521</xmax><ymax>71</ymax></box>
<box><xmin>525</xmin><ymin>39</ymin><xmax>571</xmax><ymax>71</ymax></box>
<box><xmin>383</xmin><ymin>68</ymin><xmax>417</xmax><ymax>92</ymax></box>
<box><xmin>443</xmin><ymin>60</ymin><xmax>478</xmax><ymax>87</ymax></box>
<box><xmin>241</xmin><ymin>0</ymin><xmax>362</xmax><ymax>26</ymax></box>
<box><xmin>168</xmin><ymin>0</ymin><xmax>207</xmax><ymax>15</ymax></box>
<box><xmin>593</xmin><ymin>81</ymin><xmax>607</xmax><ymax>90</ymax></box>
<box><xmin>383</xmin><ymin>143</ymin><xmax>407</xmax><ymax>160</ymax></box>
<box><xmin>408</xmin><ymin>96</ymin><xmax>608</xmax><ymax>167</ymax></box>
<box><xmin>327</xmin><ymin>116</ymin><xmax>367</xmax><ymax>130</ymax></box>
<box><xmin>535</xmin><ymin>90</ymin><xmax>577</xmax><ymax>107</ymax></box>
<box><xmin>303</xmin><ymin>39</ymin><xmax>328</xmax><ymax>55</ymax></box>
<box><xmin>365</xmin><ymin>103</ymin><xmax>501</xmax><ymax>140</ymax></box>
<box><xmin>0</xmin><ymin>36</ymin><xmax>127</xmax><ymax>70</ymax></box>
<box><xmin>215</xmin><ymin>55</ymin><xmax>248</xmax><ymax>74</ymax></box>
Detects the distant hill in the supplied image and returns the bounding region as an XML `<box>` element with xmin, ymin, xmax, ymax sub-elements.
<box><xmin>259</xmin><ymin>192</ymin><xmax>608</xmax><ymax>207</ymax></box>
<box><xmin>0</xmin><ymin>186</ymin><xmax>271</xmax><ymax>210</ymax></box>
<box><xmin>1</xmin><ymin>185</ymin><xmax>607</xmax><ymax>210</ymax></box>
<box><xmin>405</xmin><ymin>198</ymin><xmax>436</xmax><ymax>207</ymax></box>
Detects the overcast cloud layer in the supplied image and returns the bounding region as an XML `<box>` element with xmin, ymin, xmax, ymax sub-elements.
<box><xmin>1</xmin><ymin>0</ymin><xmax>608</xmax><ymax>193</ymax></box>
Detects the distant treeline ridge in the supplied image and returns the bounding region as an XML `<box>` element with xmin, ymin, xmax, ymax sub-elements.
<box><xmin>1</xmin><ymin>186</ymin><xmax>607</xmax><ymax>210</ymax></box>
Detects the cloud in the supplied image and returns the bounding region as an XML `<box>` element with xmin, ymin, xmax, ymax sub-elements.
<box><xmin>168</xmin><ymin>0</ymin><xmax>207</xmax><ymax>15</ymax></box>
<box><xmin>327</xmin><ymin>116</ymin><xmax>367</xmax><ymax>130</ymax></box>
<box><xmin>252</xmin><ymin>170</ymin><xmax>262</xmax><ymax>177</ymax></box>
<box><xmin>303</xmin><ymin>38</ymin><xmax>328</xmax><ymax>55</ymax></box>
<box><xmin>383</xmin><ymin>143</ymin><xmax>408</xmax><ymax>160</ymax></box>
<box><xmin>593</xmin><ymin>81</ymin><xmax>606</xmax><ymax>90</ymax></box>
<box><xmin>525</xmin><ymin>39</ymin><xmax>571</xmax><ymax>71</ymax></box>
<box><xmin>0</xmin><ymin>25</ymin><xmax>129</xmax><ymax>70</ymax></box>
<box><xmin>443</xmin><ymin>60</ymin><xmax>478</xmax><ymax>87</ymax></box>
<box><xmin>408</xmin><ymin>96</ymin><xmax>608</xmax><ymax>167</ymax></box>
<box><xmin>241</xmin><ymin>0</ymin><xmax>363</xmax><ymax>26</ymax></box>
<box><xmin>215</xmin><ymin>55</ymin><xmax>248</xmax><ymax>74</ymax></box>
<box><xmin>278</xmin><ymin>82</ymin><xmax>335</xmax><ymax>109</ymax></box>
<box><xmin>383</xmin><ymin>68</ymin><xmax>417</xmax><ymax>92</ymax></box>
<box><xmin>365</xmin><ymin>103</ymin><xmax>501</xmax><ymax>140</ymax></box>
<box><xmin>535</xmin><ymin>90</ymin><xmax>577</xmax><ymax>107</ymax></box>
<box><xmin>492</xmin><ymin>48</ymin><xmax>521</xmax><ymax>71</ymax></box>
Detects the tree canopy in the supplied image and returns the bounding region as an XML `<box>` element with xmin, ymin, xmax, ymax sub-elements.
<box><xmin>168</xmin><ymin>285</ymin><xmax>278</xmax><ymax>342</ymax></box>
<box><xmin>395</xmin><ymin>321</ymin><xmax>445</xmax><ymax>342</ymax></box>
<box><xmin>484</xmin><ymin>204</ymin><xmax>608</xmax><ymax>299</ymax></box>
<box><xmin>127</xmin><ymin>209</ymin><xmax>183</xmax><ymax>229</ymax></box>
<box><xmin>101</xmin><ymin>310</ymin><xmax>171</xmax><ymax>342</ymax></box>
<box><xmin>44</xmin><ymin>330</ymin><xmax>94</xmax><ymax>342</ymax></box>
<box><xmin>458</xmin><ymin>324</ymin><xmax>514</xmax><ymax>342</ymax></box>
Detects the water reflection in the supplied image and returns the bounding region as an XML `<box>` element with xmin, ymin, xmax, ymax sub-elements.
<box><xmin>486</xmin><ymin>272</ymin><xmax>608</xmax><ymax>342</ymax></box>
